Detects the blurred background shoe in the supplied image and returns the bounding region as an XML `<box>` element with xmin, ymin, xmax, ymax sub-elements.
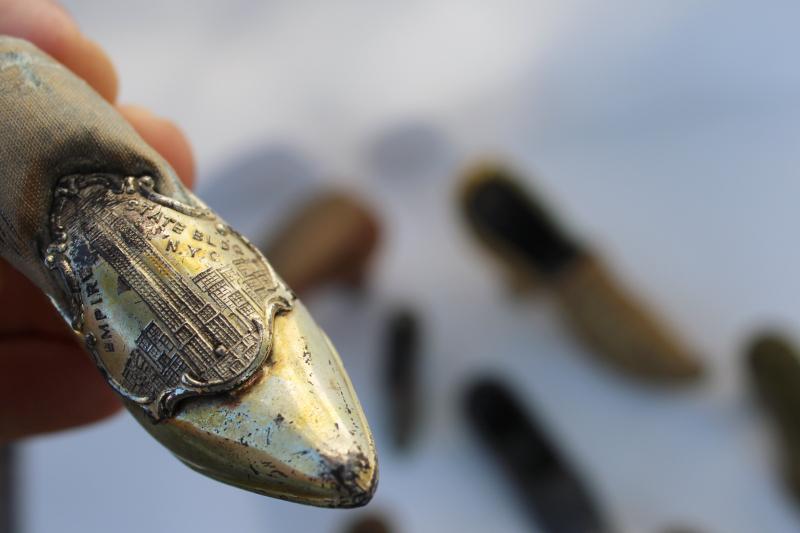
<box><xmin>460</xmin><ymin>163</ymin><xmax>704</xmax><ymax>383</ymax></box>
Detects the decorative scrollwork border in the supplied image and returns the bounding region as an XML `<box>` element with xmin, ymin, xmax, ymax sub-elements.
<box><xmin>43</xmin><ymin>173</ymin><xmax>295</xmax><ymax>420</ymax></box>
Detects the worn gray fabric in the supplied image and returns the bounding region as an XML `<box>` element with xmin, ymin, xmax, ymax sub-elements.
<box><xmin>0</xmin><ymin>36</ymin><xmax>194</xmax><ymax>315</ymax></box>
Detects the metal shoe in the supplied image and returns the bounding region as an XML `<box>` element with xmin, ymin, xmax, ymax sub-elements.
<box><xmin>459</xmin><ymin>163</ymin><xmax>703</xmax><ymax>382</ymax></box>
<box><xmin>0</xmin><ymin>36</ymin><xmax>377</xmax><ymax>507</ymax></box>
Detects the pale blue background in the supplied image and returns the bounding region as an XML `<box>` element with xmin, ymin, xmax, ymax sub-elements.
<box><xmin>19</xmin><ymin>1</ymin><xmax>800</xmax><ymax>532</ymax></box>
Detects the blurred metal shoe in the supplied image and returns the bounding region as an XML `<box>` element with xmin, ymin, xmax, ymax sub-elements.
<box><xmin>463</xmin><ymin>379</ymin><xmax>612</xmax><ymax>533</ymax></box>
<box><xmin>383</xmin><ymin>307</ymin><xmax>422</xmax><ymax>451</ymax></box>
<box><xmin>0</xmin><ymin>36</ymin><xmax>376</xmax><ymax>507</ymax></box>
<box><xmin>747</xmin><ymin>333</ymin><xmax>800</xmax><ymax>503</ymax></box>
<box><xmin>459</xmin><ymin>162</ymin><xmax>704</xmax><ymax>383</ymax></box>
<box><xmin>263</xmin><ymin>191</ymin><xmax>381</xmax><ymax>295</ymax></box>
<box><xmin>343</xmin><ymin>513</ymin><xmax>394</xmax><ymax>533</ymax></box>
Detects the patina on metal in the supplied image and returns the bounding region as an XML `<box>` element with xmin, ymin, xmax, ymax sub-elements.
<box><xmin>0</xmin><ymin>36</ymin><xmax>377</xmax><ymax>507</ymax></box>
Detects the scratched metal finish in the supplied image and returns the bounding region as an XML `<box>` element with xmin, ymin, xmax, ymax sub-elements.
<box><xmin>130</xmin><ymin>302</ymin><xmax>378</xmax><ymax>507</ymax></box>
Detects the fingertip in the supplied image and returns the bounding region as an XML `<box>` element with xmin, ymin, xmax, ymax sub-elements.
<box><xmin>62</xmin><ymin>34</ymin><xmax>120</xmax><ymax>102</ymax></box>
<box><xmin>0</xmin><ymin>0</ymin><xmax>79</xmax><ymax>53</ymax></box>
<box><xmin>118</xmin><ymin>104</ymin><xmax>196</xmax><ymax>188</ymax></box>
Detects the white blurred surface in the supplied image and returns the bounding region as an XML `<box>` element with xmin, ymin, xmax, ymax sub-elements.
<box><xmin>19</xmin><ymin>1</ymin><xmax>800</xmax><ymax>532</ymax></box>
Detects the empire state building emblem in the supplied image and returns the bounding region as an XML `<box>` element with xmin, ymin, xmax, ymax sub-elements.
<box><xmin>46</xmin><ymin>174</ymin><xmax>294</xmax><ymax>420</ymax></box>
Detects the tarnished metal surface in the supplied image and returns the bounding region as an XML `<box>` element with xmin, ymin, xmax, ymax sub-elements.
<box><xmin>0</xmin><ymin>35</ymin><xmax>377</xmax><ymax>507</ymax></box>
<box><xmin>45</xmin><ymin>173</ymin><xmax>293</xmax><ymax>420</ymax></box>
<box><xmin>131</xmin><ymin>302</ymin><xmax>378</xmax><ymax>507</ymax></box>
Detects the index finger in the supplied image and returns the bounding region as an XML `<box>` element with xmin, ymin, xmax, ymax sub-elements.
<box><xmin>0</xmin><ymin>0</ymin><xmax>118</xmax><ymax>101</ymax></box>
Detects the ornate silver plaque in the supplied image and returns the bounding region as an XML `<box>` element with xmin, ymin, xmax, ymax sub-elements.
<box><xmin>45</xmin><ymin>174</ymin><xmax>294</xmax><ymax>420</ymax></box>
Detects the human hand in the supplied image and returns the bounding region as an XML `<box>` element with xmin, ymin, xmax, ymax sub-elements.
<box><xmin>0</xmin><ymin>0</ymin><xmax>196</xmax><ymax>441</ymax></box>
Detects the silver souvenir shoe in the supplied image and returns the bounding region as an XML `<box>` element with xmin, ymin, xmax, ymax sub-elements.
<box><xmin>0</xmin><ymin>36</ymin><xmax>377</xmax><ymax>507</ymax></box>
